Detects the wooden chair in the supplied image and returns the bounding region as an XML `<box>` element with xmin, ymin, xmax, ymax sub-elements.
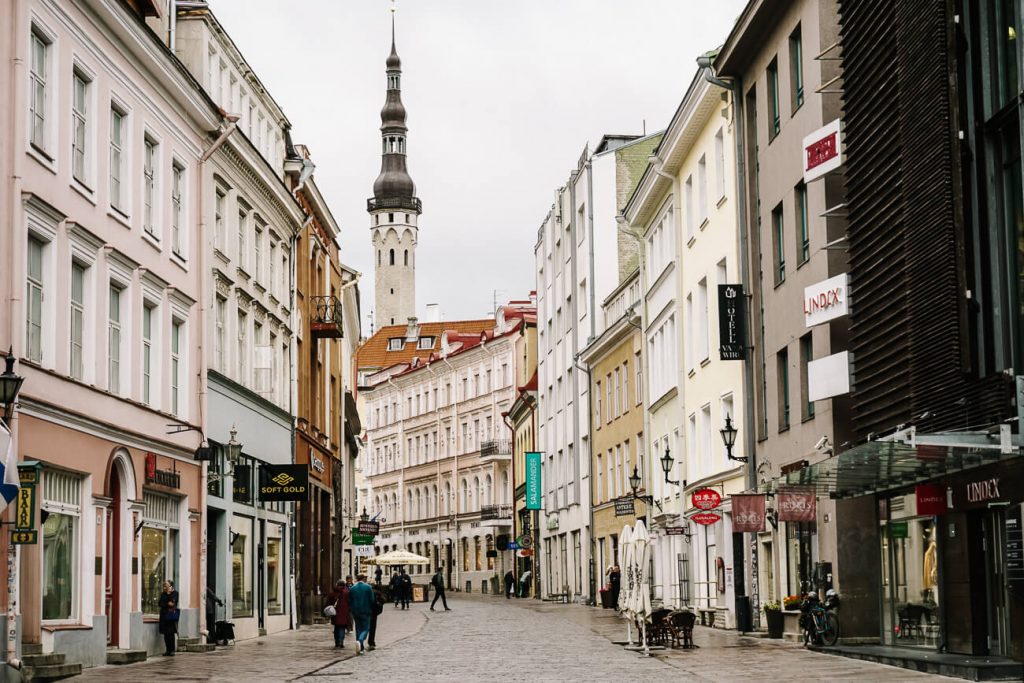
<box><xmin>668</xmin><ymin>610</ymin><xmax>697</xmax><ymax>649</ymax></box>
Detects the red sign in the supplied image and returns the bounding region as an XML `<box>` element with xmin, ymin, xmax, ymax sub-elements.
<box><xmin>915</xmin><ymin>483</ymin><xmax>946</xmax><ymax>516</ymax></box>
<box><xmin>777</xmin><ymin>487</ymin><xmax>816</xmax><ymax>523</ymax></box>
<box><xmin>145</xmin><ymin>452</ymin><xmax>157</xmax><ymax>481</ymax></box>
<box><xmin>692</xmin><ymin>512</ymin><xmax>722</xmax><ymax>526</ymax></box>
<box><xmin>805</xmin><ymin>133</ymin><xmax>838</xmax><ymax>171</ymax></box>
<box><xmin>691</xmin><ymin>488</ymin><xmax>722</xmax><ymax>511</ymax></box>
<box><xmin>732</xmin><ymin>494</ymin><xmax>766</xmax><ymax>533</ymax></box>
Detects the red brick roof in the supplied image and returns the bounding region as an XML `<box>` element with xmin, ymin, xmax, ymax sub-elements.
<box><xmin>356</xmin><ymin>319</ymin><xmax>494</xmax><ymax>373</ymax></box>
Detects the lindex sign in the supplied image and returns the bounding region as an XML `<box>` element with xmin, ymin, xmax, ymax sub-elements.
<box><xmin>691</xmin><ymin>488</ymin><xmax>722</xmax><ymax>511</ymax></box>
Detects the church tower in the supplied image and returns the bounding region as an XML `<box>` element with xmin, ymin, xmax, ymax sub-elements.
<box><xmin>369</xmin><ymin>20</ymin><xmax>421</xmax><ymax>328</ymax></box>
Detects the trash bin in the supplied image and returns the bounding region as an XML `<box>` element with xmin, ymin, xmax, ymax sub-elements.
<box><xmin>599</xmin><ymin>590</ymin><xmax>614</xmax><ymax>609</ymax></box>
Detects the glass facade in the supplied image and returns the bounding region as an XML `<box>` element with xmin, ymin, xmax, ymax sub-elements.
<box><xmin>878</xmin><ymin>493</ymin><xmax>940</xmax><ymax>648</ymax></box>
<box><xmin>42</xmin><ymin>512</ymin><xmax>76</xmax><ymax>620</ymax></box>
<box><xmin>232</xmin><ymin>516</ymin><xmax>253</xmax><ymax>618</ymax></box>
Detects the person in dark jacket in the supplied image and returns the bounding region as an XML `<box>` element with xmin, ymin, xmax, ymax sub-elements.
<box><xmin>374</xmin><ymin>566</ymin><xmax>383</xmax><ymax>586</ymax></box>
<box><xmin>348</xmin><ymin>575</ymin><xmax>374</xmax><ymax>654</ymax></box>
<box><xmin>204</xmin><ymin>586</ymin><xmax>224</xmax><ymax>645</ymax></box>
<box><xmin>609</xmin><ymin>565</ymin><xmax>621</xmax><ymax>609</ymax></box>
<box><xmin>368</xmin><ymin>583</ymin><xmax>386</xmax><ymax>651</ymax></box>
<box><xmin>429</xmin><ymin>567</ymin><xmax>450</xmax><ymax>611</ymax></box>
<box><xmin>397</xmin><ymin>568</ymin><xmax>412</xmax><ymax>610</ymax></box>
<box><xmin>159</xmin><ymin>580</ymin><xmax>179</xmax><ymax>656</ymax></box>
<box><xmin>325</xmin><ymin>579</ymin><xmax>352</xmax><ymax>648</ymax></box>
<box><xmin>504</xmin><ymin>570</ymin><xmax>515</xmax><ymax>599</ymax></box>
<box><xmin>389</xmin><ymin>570</ymin><xmax>401</xmax><ymax>608</ymax></box>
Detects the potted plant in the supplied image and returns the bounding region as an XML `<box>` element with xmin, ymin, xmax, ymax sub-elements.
<box><xmin>763</xmin><ymin>600</ymin><xmax>784</xmax><ymax>639</ymax></box>
<box><xmin>783</xmin><ymin>594</ymin><xmax>802</xmax><ymax>611</ymax></box>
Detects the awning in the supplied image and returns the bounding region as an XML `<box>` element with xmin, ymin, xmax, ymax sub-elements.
<box><xmin>759</xmin><ymin>440</ymin><xmax>1022</xmax><ymax>500</ymax></box>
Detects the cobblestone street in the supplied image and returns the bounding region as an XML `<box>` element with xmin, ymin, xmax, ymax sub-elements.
<box><xmin>71</xmin><ymin>594</ymin><xmax>958</xmax><ymax>682</ymax></box>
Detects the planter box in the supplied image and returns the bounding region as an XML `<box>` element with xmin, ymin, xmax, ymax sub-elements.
<box><xmin>783</xmin><ymin>610</ymin><xmax>802</xmax><ymax>641</ymax></box>
<box><xmin>764</xmin><ymin>609</ymin><xmax>784</xmax><ymax>638</ymax></box>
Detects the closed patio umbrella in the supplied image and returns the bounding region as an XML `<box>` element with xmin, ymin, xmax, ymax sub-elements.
<box><xmin>631</xmin><ymin>519</ymin><xmax>653</xmax><ymax>655</ymax></box>
<box><xmin>618</xmin><ymin>524</ymin><xmax>635</xmax><ymax>644</ymax></box>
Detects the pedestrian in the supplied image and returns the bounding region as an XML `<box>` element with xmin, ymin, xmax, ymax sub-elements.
<box><xmin>368</xmin><ymin>582</ymin><xmax>386</xmax><ymax>651</ymax></box>
<box><xmin>324</xmin><ymin>579</ymin><xmax>352</xmax><ymax>649</ymax></box>
<box><xmin>374</xmin><ymin>566</ymin><xmax>383</xmax><ymax>586</ymax></box>
<box><xmin>397</xmin><ymin>567</ymin><xmax>412</xmax><ymax>610</ymax></box>
<box><xmin>204</xmin><ymin>586</ymin><xmax>224</xmax><ymax>644</ymax></box>
<box><xmin>389</xmin><ymin>569</ymin><xmax>402</xmax><ymax>608</ymax></box>
<box><xmin>519</xmin><ymin>567</ymin><xmax>532</xmax><ymax>598</ymax></box>
<box><xmin>429</xmin><ymin>566</ymin><xmax>450</xmax><ymax>611</ymax></box>
<box><xmin>158</xmin><ymin>580</ymin><xmax>180</xmax><ymax>656</ymax></box>
<box><xmin>348</xmin><ymin>574</ymin><xmax>375</xmax><ymax>654</ymax></box>
<box><xmin>609</xmin><ymin>565</ymin><xmax>621</xmax><ymax>609</ymax></box>
<box><xmin>504</xmin><ymin>570</ymin><xmax>515</xmax><ymax>599</ymax></box>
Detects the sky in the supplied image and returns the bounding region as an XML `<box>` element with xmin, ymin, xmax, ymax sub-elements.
<box><xmin>211</xmin><ymin>0</ymin><xmax>747</xmax><ymax>332</ymax></box>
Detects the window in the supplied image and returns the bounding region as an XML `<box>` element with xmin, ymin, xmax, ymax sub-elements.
<box><xmin>70</xmin><ymin>263</ymin><xmax>85</xmax><ymax>381</ymax></box>
<box><xmin>26</xmin><ymin>237</ymin><xmax>44</xmax><ymax>363</ymax></box>
<box><xmin>685</xmin><ymin>293</ymin><xmax>694</xmax><ymax>371</ymax></box>
<box><xmin>42</xmin><ymin>469</ymin><xmax>81</xmax><ymax>622</ymax></box>
<box><xmin>635</xmin><ymin>352</ymin><xmax>643</xmax><ymax>405</ymax></box>
<box><xmin>387</xmin><ymin>337</ymin><xmax>403</xmax><ymax>351</ymax></box>
<box><xmin>171</xmin><ymin>163</ymin><xmax>184</xmax><ymax>257</ymax></box>
<box><xmin>141</xmin><ymin>492</ymin><xmax>179</xmax><ymax>616</ymax></box>
<box><xmin>778</xmin><ymin>346</ymin><xmax>790</xmax><ymax>430</ymax></box>
<box><xmin>254</xmin><ymin>222</ymin><xmax>263</xmax><ymax>281</ymax></box>
<box><xmin>417</xmin><ymin>336</ymin><xmax>435</xmax><ymax>349</ymax></box>
<box><xmin>237</xmin><ymin>207</ymin><xmax>248</xmax><ymax>269</ymax></box>
<box><xmin>698</xmin><ymin>155</ymin><xmax>708</xmax><ymax>224</ymax></box>
<box><xmin>612</xmin><ymin>369</ymin><xmax>620</xmax><ymax>418</ymax></box>
<box><xmin>767</xmin><ymin>57</ymin><xmax>781</xmax><ymax>138</ymax></box>
<box><xmin>701</xmin><ymin>404</ymin><xmax>712</xmax><ymax>466</ymax></box>
<box><xmin>800</xmin><ymin>334</ymin><xmax>815</xmax><ymax>419</ymax></box>
<box><xmin>389</xmin><ymin>249</ymin><xmax>395</xmax><ymax>265</ymax></box>
<box><xmin>622</xmin><ymin>360</ymin><xmax>630</xmax><ymax>409</ymax></box>
<box><xmin>697</xmin><ymin>278</ymin><xmax>709</xmax><ymax>362</ymax></box>
<box><xmin>685</xmin><ymin>176</ymin><xmax>695</xmax><ymax>240</ymax></box>
<box><xmin>772</xmin><ymin>203</ymin><xmax>785</xmax><ymax>284</ymax></box>
<box><xmin>231</xmin><ymin>516</ymin><xmax>252</xmax><ymax>618</ymax></box>
<box><xmin>214</xmin><ymin>188</ymin><xmax>226</xmax><ymax>252</ymax></box>
<box><xmin>142</xmin><ymin>303</ymin><xmax>154</xmax><ymax>405</ymax></box>
<box><xmin>72</xmin><ymin>71</ymin><xmax>89</xmax><ymax>183</ymax></box>
<box><xmin>268</xmin><ymin>240</ymin><xmax>277</xmax><ymax>298</ymax></box>
<box><xmin>171</xmin><ymin>320</ymin><xmax>182</xmax><ymax>416</ymax></box>
<box><xmin>215</xmin><ymin>296</ymin><xmax>226</xmax><ymax>371</ymax></box>
<box><xmin>143</xmin><ymin>138</ymin><xmax>157</xmax><ymax>237</ymax></box>
<box><xmin>108</xmin><ymin>285</ymin><xmax>122</xmax><ymax>394</ymax></box>
<box><xmin>796</xmin><ymin>182</ymin><xmax>809</xmax><ymax>264</ymax></box>
<box><xmin>714</xmin><ymin>128</ymin><xmax>726</xmax><ymax>201</ymax></box>
<box><xmin>267</xmin><ymin>524</ymin><xmax>284</xmax><ymax>614</ymax></box>
<box><xmin>30</xmin><ymin>28</ymin><xmax>52</xmax><ymax>153</ymax></box>
<box><xmin>237</xmin><ymin>310</ymin><xmax>247</xmax><ymax>382</ymax></box>
<box><xmin>605</xmin><ymin>375</ymin><xmax>613</xmax><ymax>424</ymax></box>
<box><xmin>109</xmin><ymin>107</ymin><xmax>126</xmax><ymax>212</ymax></box>
<box><xmin>790</xmin><ymin>25</ymin><xmax>804</xmax><ymax>110</ymax></box>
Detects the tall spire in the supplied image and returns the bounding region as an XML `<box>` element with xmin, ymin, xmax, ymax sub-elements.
<box><xmin>370</xmin><ymin>2</ymin><xmax>420</xmax><ymax>213</ymax></box>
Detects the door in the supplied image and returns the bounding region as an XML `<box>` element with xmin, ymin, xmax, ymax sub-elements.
<box><xmin>258</xmin><ymin>520</ymin><xmax>266</xmax><ymax>630</ymax></box>
<box><xmin>105</xmin><ymin>468</ymin><xmax>121</xmax><ymax>646</ymax></box>
<box><xmin>206</xmin><ymin>513</ymin><xmax>218</xmax><ymax>636</ymax></box>
<box><xmin>983</xmin><ymin>509</ymin><xmax>1010</xmax><ymax>655</ymax></box>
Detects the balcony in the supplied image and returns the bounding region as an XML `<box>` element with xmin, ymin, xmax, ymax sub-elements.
<box><xmin>479</xmin><ymin>503</ymin><xmax>513</xmax><ymax>528</ymax></box>
<box><xmin>367</xmin><ymin>196</ymin><xmax>423</xmax><ymax>213</ymax></box>
<box><xmin>310</xmin><ymin>296</ymin><xmax>343</xmax><ymax>339</ymax></box>
<box><xmin>480</xmin><ymin>439</ymin><xmax>512</xmax><ymax>461</ymax></box>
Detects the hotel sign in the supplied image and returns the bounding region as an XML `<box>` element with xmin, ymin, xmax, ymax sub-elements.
<box><xmin>803</xmin><ymin>119</ymin><xmax>843</xmax><ymax>183</ymax></box>
<box><xmin>804</xmin><ymin>274</ymin><xmax>849</xmax><ymax>328</ymax></box>
<box><xmin>718</xmin><ymin>284</ymin><xmax>746</xmax><ymax>361</ymax></box>
<box><xmin>258</xmin><ymin>464</ymin><xmax>309</xmax><ymax>502</ymax></box>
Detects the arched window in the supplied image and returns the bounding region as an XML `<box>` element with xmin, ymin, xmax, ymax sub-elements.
<box><xmin>484</xmin><ymin>474</ymin><xmax>492</xmax><ymax>506</ymax></box>
<box><xmin>460</xmin><ymin>479</ymin><xmax>468</xmax><ymax>512</ymax></box>
<box><xmin>431</xmin><ymin>485</ymin><xmax>438</xmax><ymax>517</ymax></box>
<box><xmin>472</xmin><ymin>476</ymin><xmax>480</xmax><ymax>511</ymax></box>
<box><xmin>416</xmin><ymin>488</ymin><xmax>423</xmax><ymax>519</ymax></box>
<box><xmin>389</xmin><ymin>249</ymin><xmax>395</xmax><ymax>265</ymax></box>
<box><xmin>404</xmin><ymin>250</ymin><xmax>408</xmax><ymax>266</ymax></box>
<box><xmin>445</xmin><ymin>482</ymin><xmax>452</xmax><ymax>516</ymax></box>
<box><xmin>486</xmin><ymin>534</ymin><xmax>495</xmax><ymax>570</ymax></box>
<box><xmin>500</xmin><ymin>471</ymin><xmax>509</xmax><ymax>505</ymax></box>
<box><xmin>377</xmin><ymin>250</ymin><xmax>381</xmax><ymax>265</ymax></box>
<box><xmin>406</xmin><ymin>490</ymin><xmax>413</xmax><ymax>519</ymax></box>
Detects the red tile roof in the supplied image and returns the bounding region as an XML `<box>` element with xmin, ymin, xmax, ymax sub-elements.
<box><xmin>356</xmin><ymin>319</ymin><xmax>494</xmax><ymax>373</ymax></box>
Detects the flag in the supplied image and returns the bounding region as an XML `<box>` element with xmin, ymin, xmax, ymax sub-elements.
<box><xmin>777</xmin><ymin>486</ymin><xmax>817</xmax><ymax>522</ymax></box>
<box><xmin>0</xmin><ymin>421</ymin><xmax>20</xmax><ymax>514</ymax></box>
<box><xmin>732</xmin><ymin>494</ymin><xmax>766</xmax><ymax>532</ymax></box>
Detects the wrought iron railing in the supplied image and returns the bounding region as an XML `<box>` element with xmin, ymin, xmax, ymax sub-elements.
<box><xmin>480</xmin><ymin>439</ymin><xmax>512</xmax><ymax>456</ymax></box>
<box><xmin>310</xmin><ymin>296</ymin><xmax>343</xmax><ymax>339</ymax></box>
<box><xmin>480</xmin><ymin>504</ymin><xmax>512</xmax><ymax>521</ymax></box>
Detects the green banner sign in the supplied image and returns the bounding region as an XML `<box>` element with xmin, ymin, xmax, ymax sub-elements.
<box><xmin>889</xmin><ymin>521</ymin><xmax>908</xmax><ymax>539</ymax></box>
<box><xmin>351</xmin><ymin>529</ymin><xmax>375</xmax><ymax>546</ymax></box>
<box><xmin>526</xmin><ymin>451</ymin><xmax>542</xmax><ymax>510</ymax></box>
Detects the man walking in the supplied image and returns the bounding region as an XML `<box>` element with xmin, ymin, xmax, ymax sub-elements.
<box><xmin>504</xmin><ymin>570</ymin><xmax>515</xmax><ymax>599</ymax></box>
<box><xmin>348</xmin><ymin>574</ymin><xmax>374</xmax><ymax>654</ymax></box>
<box><xmin>389</xmin><ymin>570</ymin><xmax>402</xmax><ymax>608</ymax></box>
<box><xmin>519</xmin><ymin>567</ymin><xmax>532</xmax><ymax>598</ymax></box>
<box><xmin>368</xmin><ymin>582</ymin><xmax>386</xmax><ymax>651</ymax></box>
<box><xmin>429</xmin><ymin>566</ymin><xmax>450</xmax><ymax>611</ymax></box>
<box><xmin>397</xmin><ymin>568</ymin><xmax>412</xmax><ymax>610</ymax></box>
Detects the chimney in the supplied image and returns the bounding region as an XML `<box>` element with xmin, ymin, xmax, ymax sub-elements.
<box><xmin>405</xmin><ymin>317</ymin><xmax>420</xmax><ymax>342</ymax></box>
<box><xmin>424</xmin><ymin>303</ymin><xmax>441</xmax><ymax>323</ymax></box>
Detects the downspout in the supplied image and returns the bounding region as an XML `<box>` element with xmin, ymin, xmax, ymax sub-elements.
<box><xmin>572</xmin><ymin>351</ymin><xmax>595</xmax><ymax>604</ymax></box>
<box><xmin>567</xmin><ymin>178</ymin><xmax>582</xmax><ymax>601</ymax></box>
<box><xmin>584</xmin><ymin>159</ymin><xmax>597</xmax><ymax>605</ymax></box>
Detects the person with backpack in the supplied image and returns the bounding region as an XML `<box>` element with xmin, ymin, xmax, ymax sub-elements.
<box><xmin>324</xmin><ymin>578</ymin><xmax>352</xmax><ymax>648</ymax></box>
<box><xmin>348</xmin><ymin>574</ymin><xmax>374</xmax><ymax>654</ymax></box>
<box><xmin>429</xmin><ymin>566</ymin><xmax>450</xmax><ymax>611</ymax></box>
<box><xmin>389</xmin><ymin>570</ymin><xmax>402</xmax><ymax>608</ymax></box>
<box><xmin>397</xmin><ymin>567</ymin><xmax>412</xmax><ymax>610</ymax></box>
<box><xmin>368</xmin><ymin>582</ymin><xmax>386</xmax><ymax>651</ymax></box>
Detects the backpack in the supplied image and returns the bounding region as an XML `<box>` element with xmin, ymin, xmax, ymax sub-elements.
<box><xmin>432</xmin><ymin>573</ymin><xmax>443</xmax><ymax>589</ymax></box>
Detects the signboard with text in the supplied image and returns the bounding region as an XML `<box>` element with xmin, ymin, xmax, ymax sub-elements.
<box><xmin>258</xmin><ymin>464</ymin><xmax>309</xmax><ymax>502</ymax></box>
<box><xmin>525</xmin><ymin>452</ymin><xmax>542</xmax><ymax>510</ymax></box>
<box><xmin>718</xmin><ymin>284</ymin><xmax>746</xmax><ymax>360</ymax></box>
<box><xmin>804</xmin><ymin>274</ymin><xmax>849</xmax><ymax>328</ymax></box>
<box><xmin>351</xmin><ymin>529</ymin><xmax>374</xmax><ymax>545</ymax></box>
<box><xmin>803</xmin><ymin>119</ymin><xmax>843</xmax><ymax>183</ymax></box>
<box><xmin>691</xmin><ymin>488</ymin><xmax>722</xmax><ymax>511</ymax></box>
<box><xmin>614</xmin><ymin>498</ymin><xmax>636</xmax><ymax>517</ymax></box>
<box><xmin>358</xmin><ymin>520</ymin><xmax>380</xmax><ymax>536</ymax></box>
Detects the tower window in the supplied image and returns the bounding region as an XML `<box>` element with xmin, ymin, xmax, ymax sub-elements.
<box><xmin>378</xmin><ymin>250</ymin><xmax>381</xmax><ymax>265</ymax></box>
<box><xmin>390</xmin><ymin>289</ymin><xmax>394</xmax><ymax>294</ymax></box>
<box><xmin>404</xmin><ymin>250</ymin><xmax>408</xmax><ymax>266</ymax></box>
<box><xmin>375</xmin><ymin>215</ymin><xmax>379</xmax><ymax>226</ymax></box>
<box><xmin>389</xmin><ymin>249</ymin><xmax>395</xmax><ymax>265</ymax></box>
<box><xmin>405</xmin><ymin>213</ymin><xmax>410</xmax><ymax>222</ymax></box>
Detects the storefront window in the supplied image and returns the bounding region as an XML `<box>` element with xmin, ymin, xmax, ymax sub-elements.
<box><xmin>42</xmin><ymin>512</ymin><xmax>76</xmax><ymax>620</ymax></box>
<box><xmin>785</xmin><ymin>522</ymin><xmax>816</xmax><ymax>597</ymax></box>
<box><xmin>141</xmin><ymin>492</ymin><xmax>180</xmax><ymax>616</ymax></box>
<box><xmin>474</xmin><ymin>536</ymin><xmax>482</xmax><ymax>571</ymax></box>
<box><xmin>267</xmin><ymin>525</ymin><xmax>284</xmax><ymax>615</ymax></box>
<box><xmin>879</xmin><ymin>493</ymin><xmax>939</xmax><ymax>647</ymax></box>
<box><xmin>461</xmin><ymin>538</ymin><xmax>469</xmax><ymax>572</ymax></box>
<box><xmin>42</xmin><ymin>469</ymin><xmax>82</xmax><ymax>622</ymax></box>
<box><xmin>232</xmin><ymin>516</ymin><xmax>253</xmax><ymax>618</ymax></box>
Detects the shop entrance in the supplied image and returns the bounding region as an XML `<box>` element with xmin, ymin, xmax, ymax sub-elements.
<box><xmin>878</xmin><ymin>493</ymin><xmax>939</xmax><ymax>648</ymax></box>
<box><xmin>982</xmin><ymin>508</ymin><xmax>1011</xmax><ymax>656</ymax></box>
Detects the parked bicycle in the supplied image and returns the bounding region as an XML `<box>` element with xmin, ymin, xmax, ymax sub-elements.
<box><xmin>799</xmin><ymin>589</ymin><xmax>839</xmax><ymax>646</ymax></box>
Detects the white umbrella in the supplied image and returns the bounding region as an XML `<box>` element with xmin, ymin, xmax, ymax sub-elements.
<box><xmin>363</xmin><ymin>549</ymin><xmax>431</xmax><ymax>566</ymax></box>
<box><xmin>618</xmin><ymin>524</ymin><xmax>635</xmax><ymax>644</ymax></box>
<box><xmin>631</xmin><ymin>519</ymin><xmax>653</xmax><ymax>655</ymax></box>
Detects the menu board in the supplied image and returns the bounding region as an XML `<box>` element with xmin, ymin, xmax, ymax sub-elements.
<box><xmin>1007</xmin><ymin>504</ymin><xmax>1024</xmax><ymax>585</ymax></box>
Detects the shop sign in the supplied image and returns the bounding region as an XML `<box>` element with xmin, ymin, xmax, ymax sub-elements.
<box><xmin>351</xmin><ymin>529</ymin><xmax>374</xmax><ymax>545</ymax></box>
<box><xmin>777</xmin><ymin>487</ymin><xmax>817</xmax><ymax>522</ymax></box>
<box><xmin>354</xmin><ymin>545</ymin><xmax>374</xmax><ymax>557</ymax></box>
<box><xmin>517</xmin><ymin>548</ymin><xmax>534</xmax><ymax>557</ymax></box>
<box><xmin>691</xmin><ymin>488</ymin><xmax>722</xmax><ymax>511</ymax></box>
<box><xmin>915</xmin><ymin>483</ymin><xmax>946</xmax><ymax>516</ymax></box>
<box><xmin>732</xmin><ymin>494</ymin><xmax>766</xmax><ymax>533</ymax></box>
<box><xmin>525</xmin><ymin>452</ymin><xmax>542</xmax><ymax>510</ymax></box>
<box><xmin>10</xmin><ymin>530</ymin><xmax>37</xmax><ymax>544</ymax></box>
<box><xmin>15</xmin><ymin>486</ymin><xmax>35</xmax><ymax>530</ymax></box>
<box><xmin>808</xmin><ymin>351</ymin><xmax>851</xmax><ymax>401</ymax></box>
<box><xmin>664</xmin><ymin>527</ymin><xmax>687</xmax><ymax>536</ymax></box>
<box><xmin>948</xmin><ymin>460</ymin><xmax>1024</xmax><ymax>510</ymax></box>
<box><xmin>1006</xmin><ymin>506</ymin><xmax>1023</xmax><ymax>584</ymax></box>
<box><xmin>692</xmin><ymin>512</ymin><xmax>721</xmax><ymax>526</ymax></box>
<box><xmin>144</xmin><ymin>452</ymin><xmax>180</xmax><ymax>489</ymax></box>
<box><xmin>310</xmin><ymin>452</ymin><xmax>326</xmax><ymax>474</ymax></box>
<box><xmin>718</xmin><ymin>284</ymin><xmax>747</xmax><ymax>361</ymax></box>
<box><xmin>519</xmin><ymin>534</ymin><xmax>534</xmax><ymax>549</ymax></box>
<box><xmin>358</xmin><ymin>520</ymin><xmax>380</xmax><ymax>536</ymax></box>
<box><xmin>803</xmin><ymin>119</ymin><xmax>843</xmax><ymax>183</ymax></box>
<box><xmin>888</xmin><ymin>521</ymin><xmax>909</xmax><ymax>538</ymax></box>
<box><xmin>614</xmin><ymin>498</ymin><xmax>636</xmax><ymax>516</ymax></box>
<box><xmin>232</xmin><ymin>464</ymin><xmax>252</xmax><ymax>504</ymax></box>
<box><xmin>258</xmin><ymin>464</ymin><xmax>309</xmax><ymax>502</ymax></box>
<box><xmin>803</xmin><ymin>274</ymin><xmax>849</xmax><ymax>328</ymax></box>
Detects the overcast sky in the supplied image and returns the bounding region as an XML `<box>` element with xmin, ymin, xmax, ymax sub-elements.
<box><xmin>211</xmin><ymin>0</ymin><xmax>746</xmax><ymax>332</ymax></box>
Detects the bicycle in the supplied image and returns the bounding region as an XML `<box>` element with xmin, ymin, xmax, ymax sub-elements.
<box><xmin>799</xmin><ymin>590</ymin><xmax>839</xmax><ymax>647</ymax></box>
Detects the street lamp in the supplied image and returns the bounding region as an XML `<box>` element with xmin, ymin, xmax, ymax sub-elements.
<box><xmin>628</xmin><ymin>465</ymin><xmax>661</xmax><ymax>512</ymax></box>
<box><xmin>660</xmin><ymin>445</ymin><xmax>683</xmax><ymax>487</ymax></box>
<box><xmin>224</xmin><ymin>426</ymin><xmax>243</xmax><ymax>465</ymax></box>
<box><xmin>360</xmin><ymin>508</ymin><xmax>369</xmax><ymax>523</ymax></box>
<box><xmin>0</xmin><ymin>352</ymin><xmax>26</xmax><ymax>425</ymax></box>
<box><xmin>721</xmin><ymin>414</ymin><xmax>747</xmax><ymax>463</ymax></box>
